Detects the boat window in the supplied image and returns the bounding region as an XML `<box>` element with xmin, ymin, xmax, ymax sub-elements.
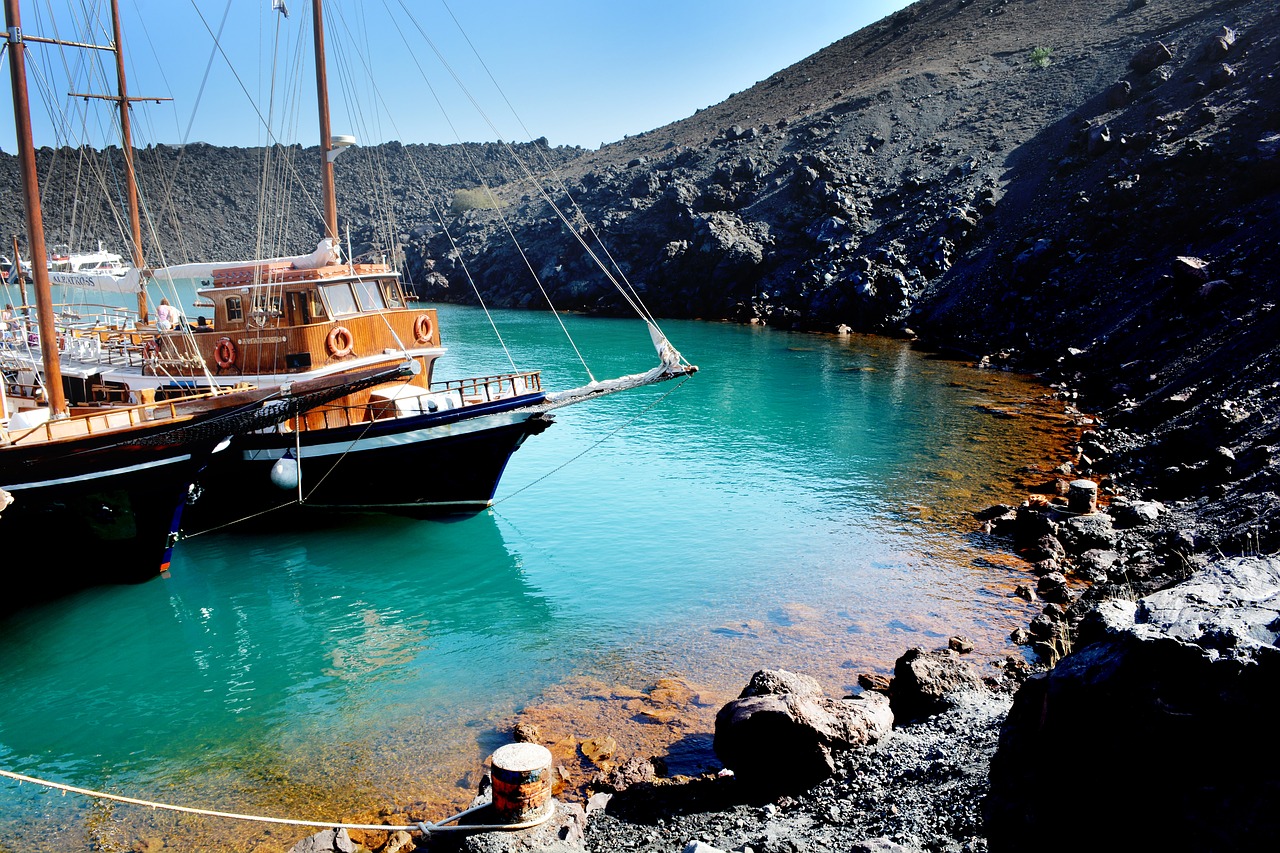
<box><xmin>226</xmin><ymin>296</ymin><xmax>243</xmax><ymax>321</ymax></box>
<box><xmin>380</xmin><ymin>279</ymin><xmax>405</xmax><ymax>308</ymax></box>
<box><xmin>353</xmin><ymin>278</ymin><xmax>387</xmax><ymax>312</ymax></box>
<box><xmin>321</xmin><ymin>282</ymin><xmax>359</xmax><ymax>317</ymax></box>
<box><xmin>308</xmin><ymin>290</ymin><xmax>327</xmax><ymax>320</ymax></box>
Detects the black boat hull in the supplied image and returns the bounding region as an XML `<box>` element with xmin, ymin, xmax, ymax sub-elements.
<box><xmin>185</xmin><ymin>395</ymin><xmax>553</xmax><ymax>527</ymax></box>
<box><xmin>0</xmin><ymin>432</ymin><xmax>224</xmax><ymax>588</ymax></box>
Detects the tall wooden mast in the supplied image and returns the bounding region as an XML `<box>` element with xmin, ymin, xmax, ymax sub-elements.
<box><xmin>5</xmin><ymin>0</ymin><xmax>66</xmax><ymax>414</ymax></box>
<box><xmin>108</xmin><ymin>0</ymin><xmax>148</xmax><ymax>323</ymax></box>
<box><xmin>312</xmin><ymin>0</ymin><xmax>339</xmax><ymax>242</ymax></box>
<box><xmin>68</xmin><ymin>0</ymin><xmax>169</xmax><ymax>323</ymax></box>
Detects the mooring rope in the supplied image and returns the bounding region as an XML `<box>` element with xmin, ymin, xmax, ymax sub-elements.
<box><xmin>0</xmin><ymin>768</ymin><xmax>552</xmax><ymax>836</ymax></box>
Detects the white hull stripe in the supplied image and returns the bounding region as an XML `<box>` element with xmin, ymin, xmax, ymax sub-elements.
<box><xmin>7</xmin><ymin>454</ymin><xmax>193</xmax><ymax>490</ymax></box>
<box><xmin>243</xmin><ymin>411</ymin><xmax>533</xmax><ymax>461</ymax></box>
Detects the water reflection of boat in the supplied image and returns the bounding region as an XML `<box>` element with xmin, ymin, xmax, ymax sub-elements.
<box><xmin>0</xmin><ymin>511</ymin><xmax>558</xmax><ymax>767</ymax></box>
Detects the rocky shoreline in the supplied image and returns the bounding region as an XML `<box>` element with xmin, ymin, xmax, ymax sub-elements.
<box><xmin>569</xmin><ymin>407</ymin><xmax>1276</xmax><ymax>853</ymax></box>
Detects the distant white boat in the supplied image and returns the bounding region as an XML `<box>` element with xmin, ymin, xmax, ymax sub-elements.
<box><xmin>47</xmin><ymin>241</ymin><xmax>129</xmax><ymax>274</ymax></box>
<box><xmin>46</xmin><ymin>241</ymin><xmax>138</xmax><ymax>292</ymax></box>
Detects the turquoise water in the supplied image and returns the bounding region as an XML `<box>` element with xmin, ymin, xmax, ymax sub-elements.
<box><xmin>0</xmin><ymin>305</ymin><xmax>1071</xmax><ymax>850</ymax></box>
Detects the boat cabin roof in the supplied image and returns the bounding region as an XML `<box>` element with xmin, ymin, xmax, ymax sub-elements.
<box><xmin>196</xmin><ymin>264</ymin><xmax>409</xmax><ymax>326</ymax></box>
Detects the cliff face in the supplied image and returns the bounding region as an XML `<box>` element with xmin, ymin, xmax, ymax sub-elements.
<box><xmin>0</xmin><ymin>139</ymin><xmax>582</xmax><ymax>266</ymax></box>
<box><xmin>1</xmin><ymin>0</ymin><xmax>1276</xmax><ymax>546</ymax></box>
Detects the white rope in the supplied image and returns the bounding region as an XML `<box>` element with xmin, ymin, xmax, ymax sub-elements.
<box><xmin>0</xmin><ymin>767</ymin><xmax>554</xmax><ymax>836</ymax></box>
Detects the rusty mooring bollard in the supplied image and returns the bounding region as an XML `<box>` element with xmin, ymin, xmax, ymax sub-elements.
<box><xmin>1068</xmin><ymin>479</ymin><xmax>1098</xmax><ymax>514</ymax></box>
<box><xmin>491</xmin><ymin>743</ymin><xmax>554</xmax><ymax>824</ymax></box>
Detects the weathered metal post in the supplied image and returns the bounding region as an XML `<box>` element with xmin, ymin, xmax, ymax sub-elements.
<box><xmin>490</xmin><ymin>743</ymin><xmax>554</xmax><ymax>824</ymax></box>
<box><xmin>1068</xmin><ymin>479</ymin><xmax>1098</xmax><ymax>514</ymax></box>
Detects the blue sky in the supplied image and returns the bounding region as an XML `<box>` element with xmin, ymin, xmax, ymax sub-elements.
<box><xmin>1</xmin><ymin>0</ymin><xmax>910</xmax><ymax>152</ymax></box>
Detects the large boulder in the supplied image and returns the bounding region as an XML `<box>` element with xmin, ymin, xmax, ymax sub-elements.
<box><xmin>738</xmin><ymin>668</ymin><xmax>824</xmax><ymax>698</ymax></box>
<box><xmin>986</xmin><ymin>557</ymin><xmax>1280</xmax><ymax>852</ymax></box>
<box><xmin>889</xmin><ymin>648</ymin><xmax>985</xmax><ymax>722</ymax></box>
<box><xmin>714</xmin><ymin>669</ymin><xmax>892</xmax><ymax>792</ymax></box>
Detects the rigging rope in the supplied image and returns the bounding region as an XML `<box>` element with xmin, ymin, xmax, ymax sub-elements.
<box><xmin>437</xmin><ymin>0</ymin><xmax>670</xmax><ymax>338</ymax></box>
<box><xmin>318</xmin><ymin>12</ymin><xmax>520</xmax><ymax>372</ymax></box>
<box><xmin>383</xmin><ymin>0</ymin><xmax>598</xmax><ymax>383</ymax></box>
<box><xmin>493</xmin><ymin>374</ymin><xmax>692</xmax><ymax>507</ymax></box>
<box><xmin>389</xmin><ymin>0</ymin><xmax>692</xmax><ymax>375</ymax></box>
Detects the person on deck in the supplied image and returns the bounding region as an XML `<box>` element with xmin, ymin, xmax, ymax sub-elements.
<box><xmin>155</xmin><ymin>298</ymin><xmax>177</xmax><ymax>332</ymax></box>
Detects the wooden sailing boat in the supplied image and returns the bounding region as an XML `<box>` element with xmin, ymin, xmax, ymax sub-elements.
<box><xmin>0</xmin><ymin>0</ymin><xmax>413</xmax><ymax>587</ymax></box>
<box><xmin>19</xmin><ymin>0</ymin><xmax>695</xmax><ymax>528</ymax></box>
<box><xmin>181</xmin><ymin>0</ymin><xmax>695</xmax><ymax>524</ymax></box>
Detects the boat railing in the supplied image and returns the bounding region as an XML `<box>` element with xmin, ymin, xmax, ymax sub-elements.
<box><xmin>9</xmin><ymin>302</ymin><xmax>137</xmax><ymax>330</ymax></box>
<box><xmin>278</xmin><ymin>370</ymin><xmax>543</xmax><ymax>434</ymax></box>
<box><xmin>2</xmin><ymin>397</ymin><xmax>187</xmax><ymax>445</ymax></box>
<box><xmin>432</xmin><ymin>371</ymin><xmax>543</xmax><ymax>404</ymax></box>
<box><xmin>2</xmin><ymin>304</ymin><xmax>153</xmax><ymax>367</ymax></box>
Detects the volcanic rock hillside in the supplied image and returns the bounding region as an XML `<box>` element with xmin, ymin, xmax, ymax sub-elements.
<box><xmin>0</xmin><ymin>139</ymin><xmax>582</xmax><ymax>266</ymax></box>
<box><xmin>413</xmin><ymin>0</ymin><xmax>1280</xmax><ymax>552</ymax></box>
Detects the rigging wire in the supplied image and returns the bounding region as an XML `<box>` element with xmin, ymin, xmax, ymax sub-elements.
<box><xmin>322</xmin><ymin>1</ymin><xmax>521</xmax><ymax>372</ymax></box>
<box><xmin>181</xmin><ymin>0</ymin><xmax>329</xmax><ymax>238</ymax></box>
<box><xmin>392</xmin><ymin>0</ymin><xmax>689</xmax><ymax>372</ymax></box>
<box><xmin>437</xmin><ymin>0</ymin><xmax>671</xmax><ymax>338</ymax></box>
<box><xmin>384</xmin><ymin>0</ymin><xmax>598</xmax><ymax>383</ymax></box>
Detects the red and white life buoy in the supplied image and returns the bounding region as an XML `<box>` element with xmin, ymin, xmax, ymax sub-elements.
<box><xmin>326</xmin><ymin>325</ymin><xmax>354</xmax><ymax>358</ymax></box>
<box><xmin>413</xmin><ymin>313</ymin><xmax>434</xmax><ymax>344</ymax></box>
<box><xmin>214</xmin><ymin>336</ymin><xmax>237</xmax><ymax>369</ymax></box>
<box><xmin>142</xmin><ymin>339</ymin><xmax>160</xmax><ymax>362</ymax></box>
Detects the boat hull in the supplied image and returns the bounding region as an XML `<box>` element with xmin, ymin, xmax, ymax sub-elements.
<box><xmin>0</xmin><ymin>433</ymin><xmax>221</xmax><ymax>591</ymax></box>
<box><xmin>185</xmin><ymin>395</ymin><xmax>553</xmax><ymax>527</ymax></box>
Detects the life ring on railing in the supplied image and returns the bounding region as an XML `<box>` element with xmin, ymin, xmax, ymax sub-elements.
<box><xmin>413</xmin><ymin>313</ymin><xmax>434</xmax><ymax>344</ymax></box>
<box><xmin>142</xmin><ymin>339</ymin><xmax>160</xmax><ymax>363</ymax></box>
<box><xmin>214</xmin><ymin>336</ymin><xmax>238</xmax><ymax>369</ymax></box>
<box><xmin>326</xmin><ymin>325</ymin><xmax>354</xmax><ymax>358</ymax></box>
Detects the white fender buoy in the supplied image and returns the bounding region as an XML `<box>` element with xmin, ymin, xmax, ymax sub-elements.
<box><xmin>270</xmin><ymin>454</ymin><xmax>299</xmax><ymax>491</ymax></box>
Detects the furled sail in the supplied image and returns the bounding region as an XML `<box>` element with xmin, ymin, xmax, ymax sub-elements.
<box><xmin>151</xmin><ymin>238</ymin><xmax>341</xmax><ymax>283</ymax></box>
<box><xmin>541</xmin><ymin>323</ymin><xmax>697</xmax><ymax>410</ymax></box>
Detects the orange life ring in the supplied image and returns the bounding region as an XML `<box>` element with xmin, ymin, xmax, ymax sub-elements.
<box><xmin>214</xmin><ymin>336</ymin><xmax>237</xmax><ymax>369</ymax></box>
<box><xmin>413</xmin><ymin>313</ymin><xmax>434</xmax><ymax>344</ymax></box>
<box><xmin>326</xmin><ymin>325</ymin><xmax>354</xmax><ymax>358</ymax></box>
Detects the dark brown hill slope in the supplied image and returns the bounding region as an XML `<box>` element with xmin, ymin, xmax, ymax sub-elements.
<box><xmin>415</xmin><ymin>0</ymin><xmax>1279</xmax><ymax>551</ymax></box>
<box><xmin>0</xmin><ymin>140</ymin><xmax>582</xmax><ymax>265</ymax></box>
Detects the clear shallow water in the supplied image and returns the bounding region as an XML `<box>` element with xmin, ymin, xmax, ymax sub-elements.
<box><xmin>0</xmin><ymin>305</ymin><xmax>1073</xmax><ymax>850</ymax></box>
